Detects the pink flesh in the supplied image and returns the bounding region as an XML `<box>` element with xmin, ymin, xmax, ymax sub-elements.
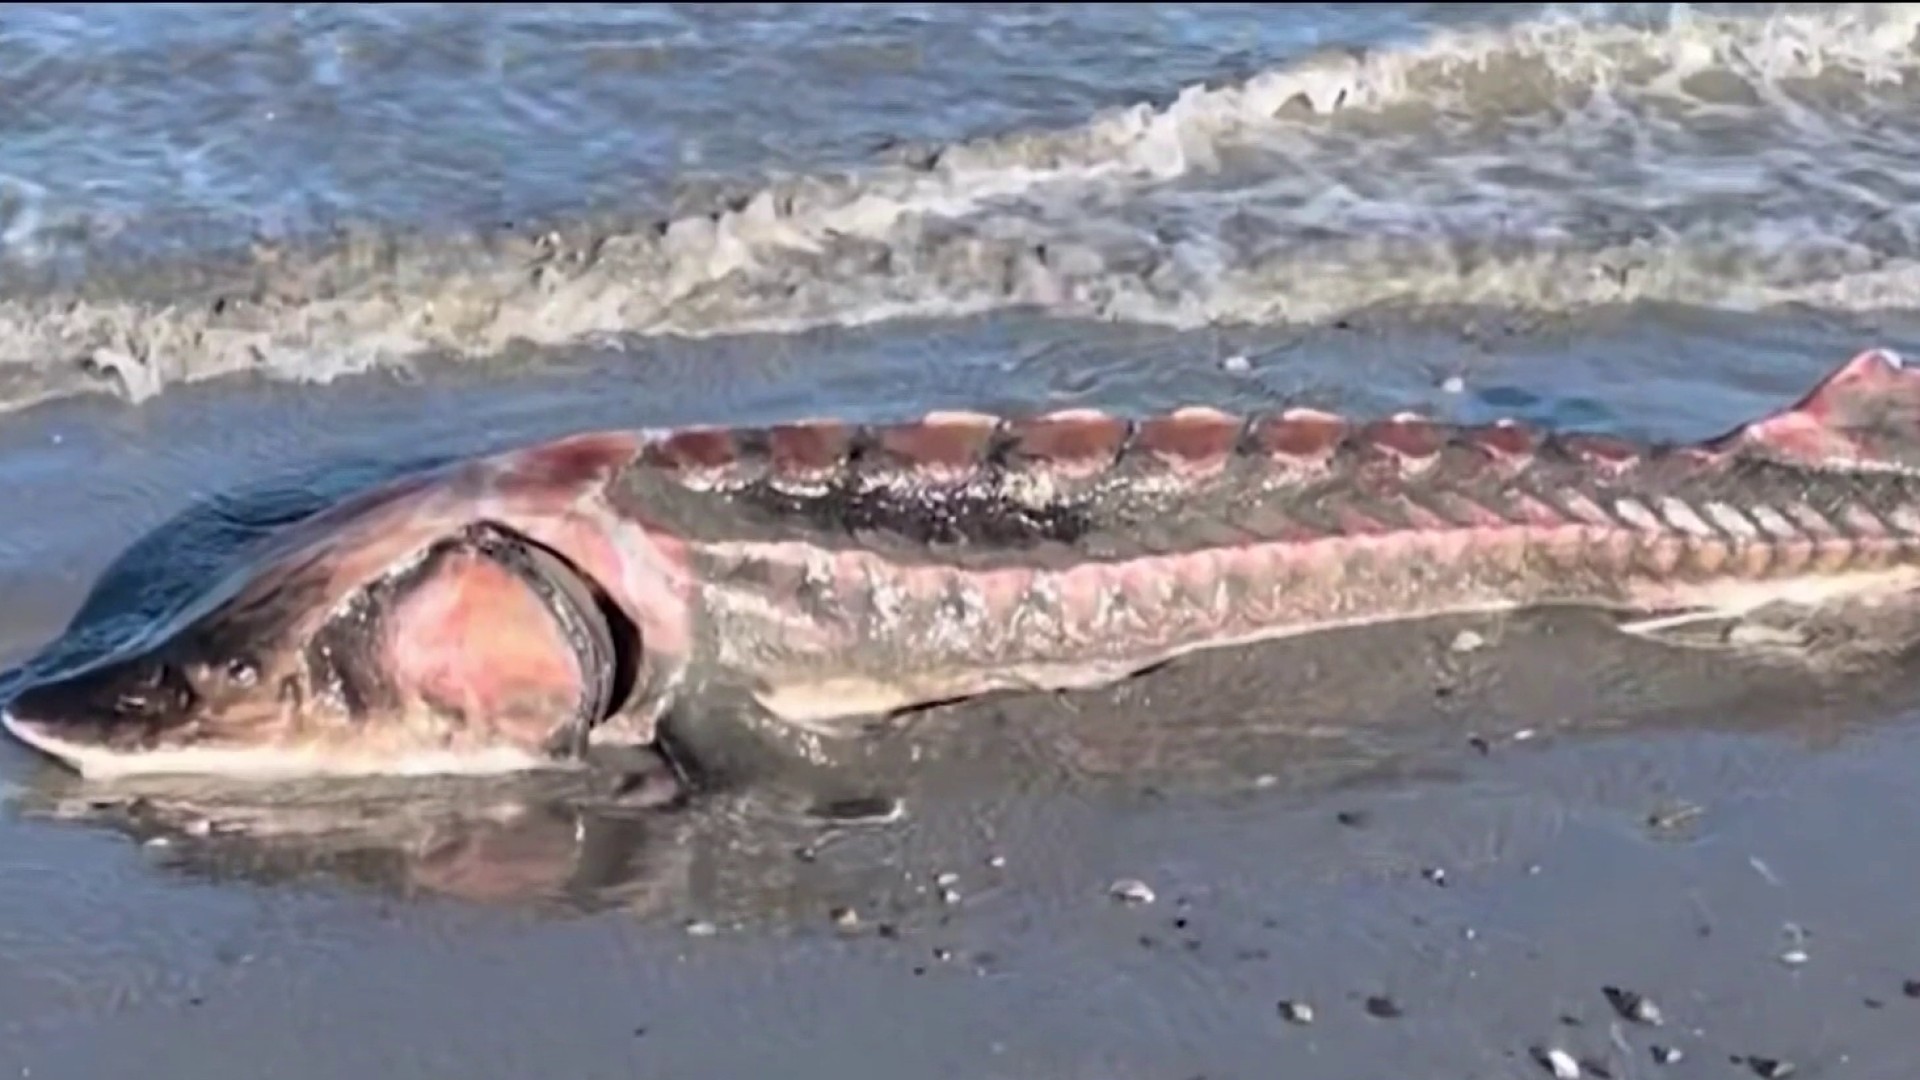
<box><xmin>381</xmin><ymin>544</ymin><xmax>587</xmax><ymax>745</ymax></box>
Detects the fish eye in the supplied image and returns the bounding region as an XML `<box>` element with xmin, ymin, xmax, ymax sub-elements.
<box><xmin>223</xmin><ymin>656</ymin><xmax>259</xmax><ymax>687</ymax></box>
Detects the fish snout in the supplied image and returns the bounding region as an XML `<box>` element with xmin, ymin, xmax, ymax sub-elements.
<box><xmin>3</xmin><ymin>655</ymin><xmax>202</xmax><ymax>771</ymax></box>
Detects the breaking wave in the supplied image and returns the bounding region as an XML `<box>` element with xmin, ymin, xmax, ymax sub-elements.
<box><xmin>5</xmin><ymin>2</ymin><xmax>1920</xmax><ymax>410</ymax></box>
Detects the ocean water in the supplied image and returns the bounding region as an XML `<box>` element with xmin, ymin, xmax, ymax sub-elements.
<box><xmin>4</xmin><ymin>6</ymin><xmax>1920</xmax><ymax>1079</ymax></box>
<box><xmin>0</xmin><ymin>3</ymin><xmax>1918</xmax><ymax>405</ymax></box>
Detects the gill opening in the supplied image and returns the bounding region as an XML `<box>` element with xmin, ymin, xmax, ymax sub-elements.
<box><xmin>455</xmin><ymin>522</ymin><xmax>644</xmax><ymax>758</ymax></box>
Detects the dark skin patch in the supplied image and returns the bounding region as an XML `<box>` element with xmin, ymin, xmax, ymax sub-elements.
<box><xmin>743</xmin><ymin>470</ymin><xmax>1098</xmax><ymax>548</ymax></box>
<box><xmin>611</xmin><ymin>451</ymin><xmax>1101</xmax><ymax>553</ymax></box>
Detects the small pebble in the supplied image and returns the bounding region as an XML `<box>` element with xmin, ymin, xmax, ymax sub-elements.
<box><xmin>1440</xmin><ymin>374</ymin><xmax>1466</xmax><ymax>394</ymax></box>
<box><xmin>940</xmin><ymin>888</ymin><xmax>962</xmax><ymax>905</ymax></box>
<box><xmin>684</xmin><ymin>919</ymin><xmax>717</xmax><ymax>937</ymax></box>
<box><xmin>1335</xmin><ymin>809</ymin><xmax>1370</xmax><ymax>828</ymax></box>
<box><xmin>1363</xmin><ymin>995</ymin><xmax>1402</xmax><ymax>1019</ymax></box>
<box><xmin>1744</xmin><ymin>1057</ymin><xmax>1795</xmax><ymax>1079</ymax></box>
<box><xmin>1450</xmin><ymin>629</ymin><xmax>1486</xmax><ymax>653</ymax></box>
<box><xmin>986</xmin><ymin>854</ymin><xmax>1006</xmax><ymax>869</ymax></box>
<box><xmin>812</xmin><ymin>795</ymin><xmax>904</xmax><ymax>824</ymax></box>
<box><xmin>1531</xmin><ymin>1046</ymin><xmax>1581</xmax><ymax>1079</ymax></box>
<box><xmin>932</xmin><ymin>947</ymin><xmax>953</xmax><ymax>963</ymax></box>
<box><xmin>935</xmin><ymin>871</ymin><xmax>960</xmax><ymax>889</ymax></box>
<box><xmin>1221</xmin><ymin>354</ymin><xmax>1251</xmax><ymax>374</ymax></box>
<box><xmin>1109</xmin><ymin>878</ymin><xmax>1156</xmax><ymax>905</ymax></box>
<box><xmin>1602</xmin><ymin>986</ymin><xmax>1664</xmax><ymax>1026</ymax></box>
<box><xmin>1421</xmin><ymin>866</ymin><xmax>1448</xmax><ymax>887</ymax></box>
<box><xmin>830</xmin><ymin>906</ymin><xmax>860</xmax><ymax>930</ymax></box>
<box><xmin>1650</xmin><ymin>1045</ymin><xmax>1683</xmax><ymax>1065</ymax></box>
<box><xmin>1278</xmin><ymin>1000</ymin><xmax>1315</xmax><ymax>1025</ymax></box>
<box><xmin>1645</xmin><ymin>802</ymin><xmax>1703</xmax><ymax>832</ymax></box>
<box><xmin>1903</xmin><ymin>978</ymin><xmax>1920</xmax><ymax>998</ymax></box>
<box><xmin>1778</xmin><ymin>949</ymin><xmax>1809</xmax><ymax>967</ymax></box>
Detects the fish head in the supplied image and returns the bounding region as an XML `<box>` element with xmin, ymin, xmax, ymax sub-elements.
<box><xmin>2</xmin><ymin>450</ymin><xmax>660</xmax><ymax>782</ymax></box>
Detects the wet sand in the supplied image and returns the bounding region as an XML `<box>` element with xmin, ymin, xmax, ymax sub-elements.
<box><xmin>6</xmin><ymin>307</ymin><xmax>1920</xmax><ymax>1078</ymax></box>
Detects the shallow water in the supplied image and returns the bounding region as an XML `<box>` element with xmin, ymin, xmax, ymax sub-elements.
<box><xmin>5</xmin><ymin>4</ymin><xmax>1920</xmax><ymax>1079</ymax></box>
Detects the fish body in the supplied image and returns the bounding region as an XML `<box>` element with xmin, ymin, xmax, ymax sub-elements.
<box><xmin>10</xmin><ymin>348</ymin><xmax>1920</xmax><ymax>780</ymax></box>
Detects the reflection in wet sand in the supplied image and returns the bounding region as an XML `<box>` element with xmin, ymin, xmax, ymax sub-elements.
<box><xmin>11</xmin><ymin>770</ymin><xmax>685</xmax><ymax>912</ymax></box>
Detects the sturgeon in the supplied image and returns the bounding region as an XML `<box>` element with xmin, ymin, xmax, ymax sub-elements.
<box><xmin>9</xmin><ymin>347</ymin><xmax>1920</xmax><ymax>781</ymax></box>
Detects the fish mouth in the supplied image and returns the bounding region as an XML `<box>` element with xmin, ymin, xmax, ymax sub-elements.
<box><xmin>1</xmin><ymin>703</ymin><xmax>556</xmax><ymax>776</ymax></box>
<box><xmin>2</xmin><ymin>704</ymin><xmax>82</xmax><ymax>772</ymax></box>
<box><xmin>1</xmin><ymin>701</ymin><xmax>568</xmax><ymax>782</ymax></box>
<box><xmin>3</xmin><ymin>522</ymin><xmax>635</xmax><ymax>782</ymax></box>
